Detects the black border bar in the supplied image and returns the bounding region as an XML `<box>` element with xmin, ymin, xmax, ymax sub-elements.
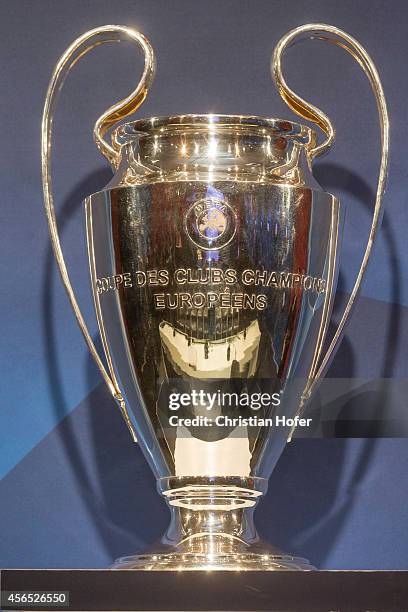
<box><xmin>1</xmin><ymin>569</ymin><xmax>408</xmax><ymax>611</ymax></box>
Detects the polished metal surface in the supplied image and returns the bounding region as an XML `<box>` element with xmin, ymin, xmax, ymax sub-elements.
<box><xmin>86</xmin><ymin>178</ymin><xmax>338</xmax><ymax>479</ymax></box>
<box><xmin>42</xmin><ymin>23</ymin><xmax>389</xmax><ymax>570</ymax></box>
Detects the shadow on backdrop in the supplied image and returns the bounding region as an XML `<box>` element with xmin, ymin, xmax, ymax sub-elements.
<box><xmin>256</xmin><ymin>162</ymin><xmax>399</xmax><ymax>567</ymax></box>
<box><xmin>315</xmin><ymin>161</ymin><xmax>401</xmax><ymax>380</ymax></box>
<box><xmin>41</xmin><ymin>166</ymin><xmax>162</xmax><ymax>563</ymax></box>
<box><xmin>42</xmin><ymin>160</ymin><xmax>396</xmax><ymax>567</ymax></box>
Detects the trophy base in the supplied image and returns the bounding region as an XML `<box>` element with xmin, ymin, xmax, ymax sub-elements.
<box><xmin>112</xmin><ymin>479</ymin><xmax>315</xmax><ymax>571</ymax></box>
<box><xmin>112</xmin><ymin>551</ymin><xmax>315</xmax><ymax>571</ymax></box>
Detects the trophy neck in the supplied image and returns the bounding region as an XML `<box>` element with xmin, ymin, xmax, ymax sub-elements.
<box><xmin>164</xmin><ymin>503</ymin><xmax>259</xmax><ymax>555</ymax></box>
<box><xmin>159</xmin><ymin>476</ymin><xmax>266</xmax><ymax>559</ymax></box>
<box><xmin>109</xmin><ymin>114</ymin><xmax>320</xmax><ymax>188</ymax></box>
<box><xmin>155</xmin><ymin>477</ymin><xmax>263</xmax><ymax>549</ymax></box>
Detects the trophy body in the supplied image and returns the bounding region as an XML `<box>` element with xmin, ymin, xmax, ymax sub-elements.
<box><xmin>42</xmin><ymin>26</ymin><xmax>388</xmax><ymax>570</ymax></box>
<box><xmin>86</xmin><ymin>118</ymin><xmax>338</xmax><ymax>569</ymax></box>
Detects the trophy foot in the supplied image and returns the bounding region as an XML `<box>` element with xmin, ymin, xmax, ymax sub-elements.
<box><xmin>111</xmin><ymin>550</ymin><xmax>314</xmax><ymax>571</ymax></box>
<box><xmin>112</xmin><ymin>478</ymin><xmax>315</xmax><ymax>570</ymax></box>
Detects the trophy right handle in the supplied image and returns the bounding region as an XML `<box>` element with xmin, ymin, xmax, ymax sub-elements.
<box><xmin>271</xmin><ymin>24</ymin><xmax>389</xmax><ymax>405</ymax></box>
<box><xmin>42</xmin><ymin>26</ymin><xmax>156</xmax><ymax>441</ymax></box>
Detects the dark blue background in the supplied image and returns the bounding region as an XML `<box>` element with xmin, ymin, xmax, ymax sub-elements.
<box><xmin>0</xmin><ymin>0</ymin><xmax>407</xmax><ymax>569</ymax></box>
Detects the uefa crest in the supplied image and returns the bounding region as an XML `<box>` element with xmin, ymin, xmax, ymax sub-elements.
<box><xmin>184</xmin><ymin>197</ymin><xmax>237</xmax><ymax>251</ymax></box>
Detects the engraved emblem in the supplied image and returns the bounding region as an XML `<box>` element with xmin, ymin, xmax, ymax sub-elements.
<box><xmin>184</xmin><ymin>197</ymin><xmax>237</xmax><ymax>251</ymax></box>
<box><xmin>198</xmin><ymin>207</ymin><xmax>227</xmax><ymax>240</ymax></box>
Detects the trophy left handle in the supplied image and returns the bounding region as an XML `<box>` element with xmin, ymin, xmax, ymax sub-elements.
<box><xmin>272</xmin><ymin>24</ymin><xmax>389</xmax><ymax>406</ymax></box>
<box><xmin>42</xmin><ymin>26</ymin><xmax>156</xmax><ymax>442</ymax></box>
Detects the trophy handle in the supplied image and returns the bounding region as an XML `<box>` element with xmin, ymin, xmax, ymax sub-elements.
<box><xmin>271</xmin><ymin>24</ymin><xmax>389</xmax><ymax>409</ymax></box>
<box><xmin>42</xmin><ymin>26</ymin><xmax>156</xmax><ymax>441</ymax></box>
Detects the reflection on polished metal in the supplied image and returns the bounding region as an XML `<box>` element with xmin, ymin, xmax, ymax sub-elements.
<box><xmin>42</xmin><ymin>23</ymin><xmax>388</xmax><ymax>570</ymax></box>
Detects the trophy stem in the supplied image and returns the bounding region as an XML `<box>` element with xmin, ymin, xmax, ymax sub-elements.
<box><xmin>112</xmin><ymin>477</ymin><xmax>314</xmax><ymax>570</ymax></box>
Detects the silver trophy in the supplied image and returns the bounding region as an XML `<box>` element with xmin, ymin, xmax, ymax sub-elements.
<box><xmin>42</xmin><ymin>23</ymin><xmax>388</xmax><ymax>570</ymax></box>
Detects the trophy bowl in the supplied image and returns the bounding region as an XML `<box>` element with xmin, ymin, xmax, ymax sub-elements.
<box><xmin>42</xmin><ymin>24</ymin><xmax>388</xmax><ymax>570</ymax></box>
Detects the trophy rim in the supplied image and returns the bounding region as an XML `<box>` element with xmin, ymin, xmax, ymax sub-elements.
<box><xmin>113</xmin><ymin>113</ymin><xmax>316</xmax><ymax>144</ymax></box>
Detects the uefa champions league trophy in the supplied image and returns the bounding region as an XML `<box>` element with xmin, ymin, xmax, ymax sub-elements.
<box><xmin>42</xmin><ymin>23</ymin><xmax>388</xmax><ymax>570</ymax></box>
